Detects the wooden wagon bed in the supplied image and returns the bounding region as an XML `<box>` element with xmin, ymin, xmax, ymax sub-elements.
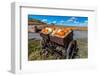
<box><xmin>40</xmin><ymin>27</ymin><xmax>78</xmax><ymax>59</ymax></box>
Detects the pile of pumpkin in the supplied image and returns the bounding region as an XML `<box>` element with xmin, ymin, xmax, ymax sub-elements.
<box><xmin>41</xmin><ymin>26</ymin><xmax>71</xmax><ymax>37</ymax></box>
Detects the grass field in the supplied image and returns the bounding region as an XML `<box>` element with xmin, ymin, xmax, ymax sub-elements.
<box><xmin>28</xmin><ymin>37</ymin><xmax>88</xmax><ymax>60</ymax></box>
<box><xmin>76</xmin><ymin>38</ymin><xmax>88</xmax><ymax>58</ymax></box>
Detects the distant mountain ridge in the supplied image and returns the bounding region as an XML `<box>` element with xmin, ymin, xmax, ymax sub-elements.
<box><xmin>28</xmin><ymin>19</ymin><xmax>47</xmax><ymax>25</ymax></box>
<box><xmin>28</xmin><ymin>19</ymin><xmax>87</xmax><ymax>31</ymax></box>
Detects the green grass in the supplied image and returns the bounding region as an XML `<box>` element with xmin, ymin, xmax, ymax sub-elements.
<box><xmin>28</xmin><ymin>39</ymin><xmax>42</xmax><ymax>60</ymax></box>
<box><xmin>76</xmin><ymin>38</ymin><xmax>88</xmax><ymax>58</ymax></box>
<box><xmin>28</xmin><ymin>39</ymin><xmax>64</xmax><ymax>60</ymax></box>
<box><xmin>28</xmin><ymin>38</ymin><xmax>88</xmax><ymax>60</ymax></box>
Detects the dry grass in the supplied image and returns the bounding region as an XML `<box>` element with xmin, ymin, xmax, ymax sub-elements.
<box><xmin>76</xmin><ymin>38</ymin><xmax>88</xmax><ymax>58</ymax></box>
<box><xmin>28</xmin><ymin>38</ymin><xmax>88</xmax><ymax>60</ymax></box>
<box><xmin>28</xmin><ymin>39</ymin><xmax>65</xmax><ymax>61</ymax></box>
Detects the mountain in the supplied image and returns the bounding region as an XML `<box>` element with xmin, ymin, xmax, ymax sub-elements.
<box><xmin>28</xmin><ymin>19</ymin><xmax>47</xmax><ymax>25</ymax></box>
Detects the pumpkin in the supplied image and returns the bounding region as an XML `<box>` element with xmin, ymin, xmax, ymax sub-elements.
<box><xmin>58</xmin><ymin>31</ymin><xmax>65</xmax><ymax>36</ymax></box>
<box><xmin>42</xmin><ymin>27</ymin><xmax>53</xmax><ymax>34</ymax></box>
<box><xmin>42</xmin><ymin>29</ymin><xmax>48</xmax><ymax>33</ymax></box>
<box><xmin>55</xmin><ymin>29</ymin><xmax>66</xmax><ymax>36</ymax></box>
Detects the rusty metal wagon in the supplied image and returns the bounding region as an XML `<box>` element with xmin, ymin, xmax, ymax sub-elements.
<box><xmin>40</xmin><ymin>28</ymin><xmax>78</xmax><ymax>59</ymax></box>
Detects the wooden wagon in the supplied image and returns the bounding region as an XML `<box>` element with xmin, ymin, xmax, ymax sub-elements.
<box><xmin>40</xmin><ymin>27</ymin><xmax>78</xmax><ymax>59</ymax></box>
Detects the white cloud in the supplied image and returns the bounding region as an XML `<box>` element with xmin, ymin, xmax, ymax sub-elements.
<box><xmin>67</xmin><ymin>19</ymin><xmax>73</xmax><ymax>22</ymax></box>
<box><xmin>60</xmin><ymin>20</ymin><xmax>64</xmax><ymax>23</ymax></box>
<box><xmin>42</xmin><ymin>19</ymin><xmax>47</xmax><ymax>22</ymax></box>
<box><xmin>74</xmin><ymin>21</ymin><xmax>79</xmax><ymax>24</ymax></box>
<box><xmin>52</xmin><ymin>21</ymin><xmax>56</xmax><ymax>23</ymax></box>
<box><xmin>79</xmin><ymin>20</ymin><xmax>88</xmax><ymax>26</ymax></box>
<box><xmin>79</xmin><ymin>22</ymin><xmax>88</xmax><ymax>26</ymax></box>
<box><xmin>71</xmin><ymin>17</ymin><xmax>76</xmax><ymax>20</ymax></box>
<box><xmin>84</xmin><ymin>20</ymin><xmax>88</xmax><ymax>23</ymax></box>
<box><xmin>67</xmin><ymin>17</ymin><xmax>77</xmax><ymax>22</ymax></box>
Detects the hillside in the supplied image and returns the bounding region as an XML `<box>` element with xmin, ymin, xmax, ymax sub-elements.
<box><xmin>28</xmin><ymin>19</ymin><xmax>87</xmax><ymax>31</ymax></box>
<box><xmin>28</xmin><ymin>19</ymin><xmax>47</xmax><ymax>25</ymax></box>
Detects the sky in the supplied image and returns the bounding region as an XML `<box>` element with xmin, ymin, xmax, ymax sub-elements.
<box><xmin>28</xmin><ymin>14</ymin><xmax>88</xmax><ymax>27</ymax></box>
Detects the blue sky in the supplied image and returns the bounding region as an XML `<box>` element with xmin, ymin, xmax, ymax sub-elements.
<box><xmin>28</xmin><ymin>14</ymin><xmax>88</xmax><ymax>27</ymax></box>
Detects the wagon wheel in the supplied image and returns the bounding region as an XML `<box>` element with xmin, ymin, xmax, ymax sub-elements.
<box><xmin>65</xmin><ymin>40</ymin><xmax>78</xmax><ymax>59</ymax></box>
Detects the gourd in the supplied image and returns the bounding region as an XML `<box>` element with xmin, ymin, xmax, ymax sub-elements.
<box><xmin>55</xmin><ymin>29</ymin><xmax>65</xmax><ymax>36</ymax></box>
<box><xmin>42</xmin><ymin>27</ymin><xmax>53</xmax><ymax>34</ymax></box>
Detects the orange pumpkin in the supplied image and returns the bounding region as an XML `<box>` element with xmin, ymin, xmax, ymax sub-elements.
<box><xmin>42</xmin><ymin>29</ymin><xmax>48</xmax><ymax>33</ymax></box>
<box><xmin>58</xmin><ymin>31</ymin><xmax>65</xmax><ymax>36</ymax></box>
<box><xmin>55</xmin><ymin>30</ymin><xmax>65</xmax><ymax>36</ymax></box>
